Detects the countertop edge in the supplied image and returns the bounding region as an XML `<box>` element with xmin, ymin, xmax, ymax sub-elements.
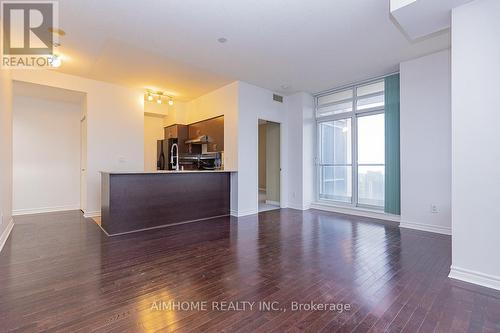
<box><xmin>100</xmin><ymin>170</ymin><xmax>237</xmax><ymax>175</ymax></box>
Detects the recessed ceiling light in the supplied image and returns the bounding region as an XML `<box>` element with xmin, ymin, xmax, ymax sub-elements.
<box><xmin>217</xmin><ymin>37</ymin><xmax>228</xmax><ymax>43</ymax></box>
<box><xmin>281</xmin><ymin>84</ymin><xmax>290</xmax><ymax>90</ymax></box>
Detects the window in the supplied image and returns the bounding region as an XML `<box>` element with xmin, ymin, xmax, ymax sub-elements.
<box><xmin>316</xmin><ymin>79</ymin><xmax>385</xmax><ymax>208</ymax></box>
<box><xmin>318</xmin><ymin>119</ymin><xmax>352</xmax><ymax>203</ymax></box>
<box><xmin>357</xmin><ymin>113</ymin><xmax>385</xmax><ymax>207</ymax></box>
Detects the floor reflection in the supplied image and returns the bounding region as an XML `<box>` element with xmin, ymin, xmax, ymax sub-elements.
<box><xmin>1</xmin><ymin>209</ymin><xmax>498</xmax><ymax>332</ymax></box>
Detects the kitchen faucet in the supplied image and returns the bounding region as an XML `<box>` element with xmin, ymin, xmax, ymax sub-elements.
<box><xmin>170</xmin><ymin>143</ymin><xmax>179</xmax><ymax>171</ymax></box>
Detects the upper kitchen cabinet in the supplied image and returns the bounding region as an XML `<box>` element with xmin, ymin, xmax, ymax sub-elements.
<box><xmin>164</xmin><ymin>124</ymin><xmax>188</xmax><ymax>153</ymax></box>
<box><xmin>164</xmin><ymin>124</ymin><xmax>188</xmax><ymax>140</ymax></box>
<box><xmin>188</xmin><ymin>116</ymin><xmax>224</xmax><ymax>152</ymax></box>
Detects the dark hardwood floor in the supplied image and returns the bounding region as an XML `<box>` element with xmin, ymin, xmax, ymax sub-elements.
<box><xmin>1</xmin><ymin>209</ymin><xmax>499</xmax><ymax>332</ymax></box>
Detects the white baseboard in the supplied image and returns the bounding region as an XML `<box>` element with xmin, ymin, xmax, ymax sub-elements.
<box><xmin>310</xmin><ymin>202</ymin><xmax>401</xmax><ymax>223</ymax></box>
<box><xmin>287</xmin><ymin>203</ymin><xmax>311</xmax><ymax>211</ymax></box>
<box><xmin>449</xmin><ymin>266</ymin><xmax>500</xmax><ymax>291</ymax></box>
<box><xmin>400</xmin><ymin>220</ymin><xmax>451</xmax><ymax>235</ymax></box>
<box><xmin>12</xmin><ymin>205</ymin><xmax>80</xmax><ymax>216</ymax></box>
<box><xmin>265</xmin><ymin>200</ymin><xmax>280</xmax><ymax>206</ymax></box>
<box><xmin>83</xmin><ymin>211</ymin><xmax>101</xmax><ymax>218</ymax></box>
<box><xmin>0</xmin><ymin>217</ymin><xmax>14</xmax><ymax>253</ymax></box>
<box><xmin>231</xmin><ymin>209</ymin><xmax>259</xmax><ymax>217</ymax></box>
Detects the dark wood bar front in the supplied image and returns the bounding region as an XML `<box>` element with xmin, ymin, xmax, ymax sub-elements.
<box><xmin>100</xmin><ymin>171</ymin><xmax>232</xmax><ymax>235</ymax></box>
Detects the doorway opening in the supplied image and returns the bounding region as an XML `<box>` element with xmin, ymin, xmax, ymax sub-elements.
<box><xmin>12</xmin><ymin>81</ymin><xmax>87</xmax><ymax>216</ymax></box>
<box><xmin>258</xmin><ymin>119</ymin><xmax>281</xmax><ymax>212</ymax></box>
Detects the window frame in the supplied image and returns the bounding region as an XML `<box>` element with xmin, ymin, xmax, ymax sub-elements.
<box><xmin>315</xmin><ymin>77</ymin><xmax>386</xmax><ymax>210</ymax></box>
<box><xmin>317</xmin><ymin>119</ymin><xmax>353</xmax><ymax>203</ymax></box>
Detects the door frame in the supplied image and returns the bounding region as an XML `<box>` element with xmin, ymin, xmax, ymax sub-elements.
<box><xmin>257</xmin><ymin>119</ymin><xmax>282</xmax><ymax>211</ymax></box>
<box><xmin>80</xmin><ymin>114</ymin><xmax>87</xmax><ymax>212</ymax></box>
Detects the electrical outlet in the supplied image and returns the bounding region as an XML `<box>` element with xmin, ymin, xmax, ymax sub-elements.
<box><xmin>431</xmin><ymin>204</ymin><xmax>439</xmax><ymax>214</ymax></box>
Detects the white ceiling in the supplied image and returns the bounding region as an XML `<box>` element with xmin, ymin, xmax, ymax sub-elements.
<box><xmin>54</xmin><ymin>0</ymin><xmax>450</xmax><ymax>99</ymax></box>
<box><xmin>13</xmin><ymin>81</ymin><xmax>86</xmax><ymax>104</ymax></box>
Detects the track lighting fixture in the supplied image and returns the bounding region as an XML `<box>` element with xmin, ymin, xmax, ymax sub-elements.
<box><xmin>144</xmin><ymin>91</ymin><xmax>174</xmax><ymax>105</ymax></box>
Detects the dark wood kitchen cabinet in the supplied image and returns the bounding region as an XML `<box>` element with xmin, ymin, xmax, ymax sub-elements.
<box><xmin>101</xmin><ymin>171</ymin><xmax>232</xmax><ymax>235</ymax></box>
<box><xmin>164</xmin><ymin>124</ymin><xmax>188</xmax><ymax>140</ymax></box>
<box><xmin>164</xmin><ymin>124</ymin><xmax>188</xmax><ymax>152</ymax></box>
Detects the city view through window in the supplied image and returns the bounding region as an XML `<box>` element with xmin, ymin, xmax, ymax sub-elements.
<box><xmin>316</xmin><ymin>80</ymin><xmax>385</xmax><ymax>208</ymax></box>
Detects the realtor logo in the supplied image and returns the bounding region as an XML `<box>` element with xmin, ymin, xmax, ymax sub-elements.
<box><xmin>1</xmin><ymin>1</ymin><xmax>58</xmax><ymax>68</ymax></box>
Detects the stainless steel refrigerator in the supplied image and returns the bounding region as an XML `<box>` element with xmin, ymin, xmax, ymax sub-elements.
<box><xmin>157</xmin><ymin>138</ymin><xmax>177</xmax><ymax>170</ymax></box>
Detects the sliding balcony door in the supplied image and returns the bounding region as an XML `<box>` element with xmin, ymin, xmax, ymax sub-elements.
<box><xmin>318</xmin><ymin>118</ymin><xmax>352</xmax><ymax>203</ymax></box>
<box><xmin>316</xmin><ymin>79</ymin><xmax>386</xmax><ymax>209</ymax></box>
<box><xmin>357</xmin><ymin>113</ymin><xmax>385</xmax><ymax>207</ymax></box>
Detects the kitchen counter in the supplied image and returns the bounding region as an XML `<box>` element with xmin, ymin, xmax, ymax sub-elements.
<box><xmin>100</xmin><ymin>170</ymin><xmax>233</xmax><ymax>235</ymax></box>
<box><xmin>100</xmin><ymin>169</ymin><xmax>236</xmax><ymax>175</ymax></box>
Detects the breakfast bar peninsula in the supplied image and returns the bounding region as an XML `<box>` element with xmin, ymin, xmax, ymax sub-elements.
<box><xmin>100</xmin><ymin>170</ymin><xmax>234</xmax><ymax>235</ymax></box>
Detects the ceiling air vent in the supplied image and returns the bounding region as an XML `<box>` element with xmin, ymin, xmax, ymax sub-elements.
<box><xmin>273</xmin><ymin>94</ymin><xmax>283</xmax><ymax>103</ymax></box>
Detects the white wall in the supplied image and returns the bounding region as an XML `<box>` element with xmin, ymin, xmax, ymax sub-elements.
<box><xmin>237</xmin><ymin>81</ymin><xmax>289</xmax><ymax>216</ymax></box>
<box><xmin>400</xmin><ymin>50</ymin><xmax>452</xmax><ymax>235</ymax></box>
<box><xmin>13</xmin><ymin>95</ymin><xmax>81</xmax><ymax>214</ymax></box>
<box><xmin>302</xmin><ymin>94</ymin><xmax>315</xmax><ymax>209</ymax></box>
<box><xmin>186</xmin><ymin>82</ymin><xmax>239</xmax><ymax>171</ymax></box>
<box><xmin>12</xmin><ymin>70</ymin><xmax>144</xmax><ymax>216</ymax></box>
<box><xmin>185</xmin><ymin>82</ymin><xmax>239</xmax><ymax>213</ymax></box>
<box><xmin>185</xmin><ymin>83</ymin><xmax>309</xmax><ymax>215</ymax></box>
<box><xmin>144</xmin><ymin>114</ymin><xmax>165</xmax><ymax>171</ymax></box>
<box><xmin>286</xmin><ymin>92</ymin><xmax>315</xmax><ymax>210</ymax></box>
<box><xmin>450</xmin><ymin>0</ymin><xmax>500</xmax><ymax>290</ymax></box>
<box><xmin>144</xmin><ymin>99</ymin><xmax>169</xmax><ymax>116</ymax></box>
<box><xmin>163</xmin><ymin>102</ymin><xmax>188</xmax><ymax>127</ymax></box>
<box><xmin>184</xmin><ymin>81</ymin><xmax>313</xmax><ymax>216</ymax></box>
<box><xmin>0</xmin><ymin>69</ymin><xmax>13</xmax><ymax>250</ymax></box>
